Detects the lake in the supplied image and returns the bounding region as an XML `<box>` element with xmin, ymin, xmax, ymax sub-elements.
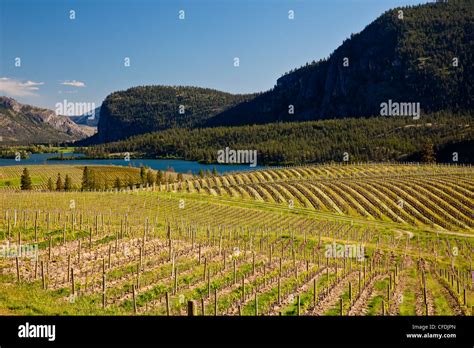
<box><xmin>0</xmin><ymin>153</ymin><xmax>265</xmax><ymax>174</ymax></box>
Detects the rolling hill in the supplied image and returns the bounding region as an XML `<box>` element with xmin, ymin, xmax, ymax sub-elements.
<box><xmin>87</xmin><ymin>86</ymin><xmax>255</xmax><ymax>143</ymax></box>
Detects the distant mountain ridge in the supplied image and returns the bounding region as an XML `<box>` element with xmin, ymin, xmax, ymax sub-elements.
<box><xmin>69</xmin><ymin>106</ymin><xmax>101</xmax><ymax>127</ymax></box>
<box><xmin>87</xmin><ymin>1</ymin><xmax>473</xmax><ymax>144</ymax></box>
<box><xmin>0</xmin><ymin>96</ymin><xmax>93</xmax><ymax>144</ymax></box>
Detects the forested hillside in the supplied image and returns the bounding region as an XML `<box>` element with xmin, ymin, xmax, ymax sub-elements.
<box><xmin>88</xmin><ymin>86</ymin><xmax>255</xmax><ymax>143</ymax></box>
<box><xmin>86</xmin><ymin>112</ymin><xmax>473</xmax><ymax>164</ymax></box>
<box><xmin>207</xmin><ymin>1</ymin><xmax>473</xmax><ymax>126</ymax></box>
<box><xmin>86</xmin><ymin>1</ymin><xmax>473</xmax><ymax>144</ymax></box>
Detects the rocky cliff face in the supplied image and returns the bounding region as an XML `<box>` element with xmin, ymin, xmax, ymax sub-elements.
<box><xmin>206</xmin><ymin>2</ymin><xmax>472</xmax><ymax>126</ymax></box>
<box><xmin>95</xmin><ymin>103</ymin><xmax>123</xmax><ymax>143</ymax></box>
<box><xmin>0</xmin><ymin>96</ymin><xmax>93</xmax><ymax>144</ymax></box>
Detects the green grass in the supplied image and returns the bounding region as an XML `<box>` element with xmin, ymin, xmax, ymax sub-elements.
<box><xmin>426</xmin><ymin>274</ymin><xmax>454</xmax><ymax>315</ymax></box>
<box><xmin>0</xmin><ymin>177</ymin><xmax>42</xmax><ymax>188</ymax></box>
<box><xmin>324</xmin><ymin>288</ymin><xmax>350</xmax><ymax>316</ymax></box>
<box><xmin>0</xmin><ymin>275</ymin><xmax>126</xmax><ymax>315</ymax></box>
<box><xmin>366</xmin><ymin>278</ymin><xmax>389</xmax><ymax>316</ymax></box>
<box><xmin>280</xmin><ymin>271</ymin><xmax>335</xmax><ymax>316</ymax></box>
<box><xmin>398</xmin><ymin>269</ymin><xmax>418</xmax><ymax>315</ymax></box>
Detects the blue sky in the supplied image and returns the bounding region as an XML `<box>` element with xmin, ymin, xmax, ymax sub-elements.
<box><xmin>0</xmin><ymin>0</ymin><xmax>427</xmax><ymax>111</ymax></box>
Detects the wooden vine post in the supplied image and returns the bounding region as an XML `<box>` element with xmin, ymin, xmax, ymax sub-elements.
<box><xmin>132</xmin><ymin>284</ymin><xmax>137</xmax><ymax>314</ymax></box>
<box><xmin>214</xmin><ymin>289</ymin><xmax>218</xmax><ymax>316</ymax></box>
<box><xmin>15</xmin><ymin>257</ymin><xmax>20</xmax><ymax>283</ymax></box>
<box><xmin>187</xmin><ymin>300</ymin><xmax>195</xmax><ymax>316</ymax></box>
<box><xmin>165</xmin><ymin>292</ymin><xmax>170</xmax><ymax>316</ymax></box>
<box><xmin>71</xmin><ymin>268</ymin><xmax>75</xmax><ymax>295</ymax></box>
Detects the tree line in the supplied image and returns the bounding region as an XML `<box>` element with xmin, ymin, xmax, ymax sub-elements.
<box><xmin>19</xmin><ymin>165</ymin><xmax>220</xmax><ymax>191</ymax></box>
<box><xmin>86</xmin><ymin>112</ymin><xmax>473</xmax><ymax>165</ymax></box>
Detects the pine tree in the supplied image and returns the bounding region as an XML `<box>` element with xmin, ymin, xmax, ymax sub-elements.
<box><xmin>64</xmin><ymin>174</ymin><xmax>72</xmax><ymax>191</ymax></box>
<box><xmin>177</xmin><ymin>173</ymin><xmax>183</xmax><ymax>182</ymax></box>
<box><xmin>421</xmin><ymin>141</ymin><xmax>436</xmax><ymax>163</ymax></box>
<box><xmin>81</xmin><ymin>166</ymin><xmax>91</xmax><ymax>191</ymax></box>
<box><xmin>146</xmin><ymin>170</ymin><xmax>155</xmax><ymax>186</ymax></box>
<box><xmin>114</xmin><ymin>177</ymin><xmax>122</xmax><ymax>189</ymax></box>
<box><xmin>156</xmin><ymin>170</ymin><xmax>163</xmax><ymax>185</ymax></box>
<box><xmin>47</xmin><ymin>177</ymin><xmax>54</xmax><ymax>191</ymax></box>
<box><xmin>199</xmin><ymin>169</ymin><xmax>204</xmax><ymax>178</ymax></box>
<box><xmin>140</xmin><ymin>166</ymin><xmax>146</xmax><ymax>184</ymax></box>
<box><xmin>56</xmin><ymin>173</ymin><xmax>63</xmax><ymax>191</ymax></box>
<box><xmin>20</xmin><ymin>168</ymin><xmax>32</xmax><ymax>190</ymax></box>
<box><xmin>212</xmin><ymin>166</ymin><xmax>218</xmax><ymax>176</ymax></box>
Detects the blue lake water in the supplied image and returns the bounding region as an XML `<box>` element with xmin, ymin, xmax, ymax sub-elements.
<box><xmin>0</xmin><ymin>153</ymin><xmax>264</xmax><ymax>174</ymax></box>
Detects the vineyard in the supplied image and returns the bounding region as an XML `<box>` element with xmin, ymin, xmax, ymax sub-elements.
<box><xmin>0</xmin><ymin>163</ymin><xmax>472</xmax><ymax>316</ymax></box>
<box><xmin>179</xmin><ymin>163</ymin><xmax>474</xmax><ymax>231</ymax></box>
<box><xmin>0</xmin><ymin>165</ymin><xmax>186</xmax><ymax>190</ymax></box>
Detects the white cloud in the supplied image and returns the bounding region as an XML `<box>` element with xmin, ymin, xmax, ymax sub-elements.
<box><xmin>61</xmin><ymin>80</ymin><xmax>86</xmax><ymax>88</ymax></box>
<box><xmin>21</xmin><ymin>80</ymin><xmax>43</xmax><ymax>87</ymax></box>
<box><xmin>58</xmin><ymin>90</ymin><xmax>78</xmax><ymax>94</ymax></box>
<box><xmin>0</xmin><ymin>77</ymin><xmax>44</xmax><ymax>97</ymax></box>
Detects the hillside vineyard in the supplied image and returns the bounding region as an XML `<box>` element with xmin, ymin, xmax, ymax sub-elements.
<box><xmin>0</xmin><ymin>164</ymin><xmax>472</xmax><ymax>316</ymax></box>
<box><xmin>0</xmin><ymin>1</ymin><xmax>473</xmax><ymax>339</ymax></box>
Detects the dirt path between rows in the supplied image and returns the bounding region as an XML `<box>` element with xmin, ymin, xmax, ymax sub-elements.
<box><xmin>308</xmin><ymin>271</ymin><xmax>358</xmax><ymax>315</ymax></box>
<box><xmin>348</xmin><ymin>275</ymin><xmax>386</xmax><ymax>316</ymax></box>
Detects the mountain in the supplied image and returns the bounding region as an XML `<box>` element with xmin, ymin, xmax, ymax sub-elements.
<box><xmin>88</xmin><ymin>1</ymin><xmax>473</xmax><ymax>144</ymax></box>
<box><xmin>86</xmin><ymin>86</ymin><xmax>255</xmax><ymax>143</ymax></box>
<box><xmin>0</xmin><ymin>96</ymin><xmax>93</xmax><ymax>144</ymax></box>
<box><xmin>206</xmin><ymin>1</ymin><xmax>473</xmax><ymax>126</ymax></box>
<box><xmin>69</xmin><ymin>106</ymin><xmax>101</xmax><ymax>127</ymax></box>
